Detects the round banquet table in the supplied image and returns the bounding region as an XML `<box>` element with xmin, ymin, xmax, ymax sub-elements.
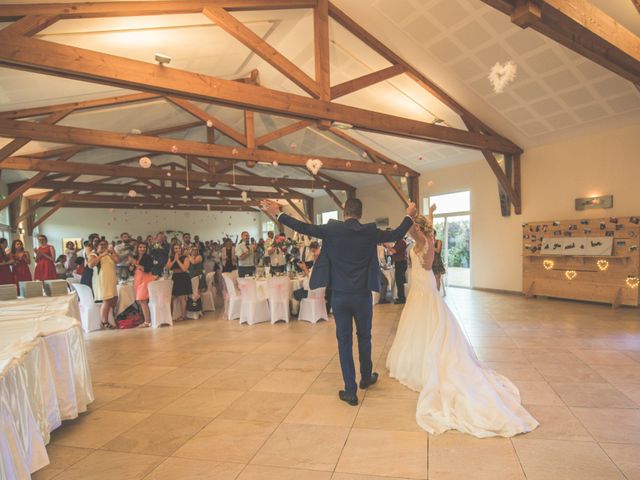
<box><xmin>254</xmin><ymin>276</ymin><xmax>304</xmax><ymax>314</ymax></box>
<box><xmin>0</xmin><ymin>294</ymin><xmax>93</xmax><ymax>478</ymax></box>
<box><xmin>116</xmin><ymin>282</ymin><xmax>136</xmax><ymax>315</ymax></box>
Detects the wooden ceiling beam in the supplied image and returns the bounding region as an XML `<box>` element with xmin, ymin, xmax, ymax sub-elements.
<box><xmin>45</xmin><ymin>202</ymin><xmax>258</xmax><ymax>212</ymax></box>
<box><xmin>254</xmin><ymin>120</ymin><xmax>312</xmax><ymax>146</ymax></box>
<box><xmin>2</xmin><ymin>157</ymin><xmax>343</xmax><ymax>189</ymax></box>
<box><xmin>32</xmin><ymin>200</ymin><xmax>64</xmax><ymax>229</ymax></box>
<box><xmin>314</xmin><ymin>0</ymin><xmax>331</xmax><ymax>100</ymax></box>
<box><xmin>0</xmin><ymin>93</ymin><xmax>160</xmax><ymax>120</ymax></box>
<box><xmin>0</xmin><ymin>1</ymin><xmax>318</xmax><ymax>21</ymax></box>
<box><xmin>202</xmin><ymin>5</ymin><xmax>321</xmax><ymax>98</ymax></box>
<box><xmin>479</xmin><ymin>0</ymin><xmax>640</xmax><ymax>86</ymax></box>
<box><xmin>323</xmin><ymin>186</ymin><xmax>344</xmax><ymax>209</ymax></box>
<box><xmin>330</xmin><ymin>64</ymin><xmax>406</xmax><ymax>100</ymax></box>
<box><xmin>15</xmin><ymin>190</ymin><xmax>58</xmax><ymax>225</ymax></box>
<box><xmin>56</xmin><ymin>193</ymin><xmax>257</xmax><ymax>207</ymax></box>
<box><xmin>0</xmin><ymin>119</ymin><xmax>412</xmax><ymax>176</ymax></box>
<box><xmin>1</xmin><ymin>14</ymin><xmax>60</xmax><ymax>37</ymax></box>
<box><xmin>0</xmin><ymin>34</ymin><xmax>521</xmax><ymax>154</ymax></box>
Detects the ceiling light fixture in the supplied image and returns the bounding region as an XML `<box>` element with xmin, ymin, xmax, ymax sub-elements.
<box><xmin>154</xmin><ymin>53</ymin><xmax>171</xmax><ymax>65</ymax></box>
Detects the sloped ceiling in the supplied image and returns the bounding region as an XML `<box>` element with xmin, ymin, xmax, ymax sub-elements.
<box><xmin>1</xmin><ymin>0</ymin><xmax>639</xmax><ymax>197</ymax></box>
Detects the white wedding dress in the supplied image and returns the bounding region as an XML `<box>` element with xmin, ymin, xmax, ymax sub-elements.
<box><xmin>386</xmin><ymin>245</ymin><xmax>539</xmax><ymax>438</ymax></box>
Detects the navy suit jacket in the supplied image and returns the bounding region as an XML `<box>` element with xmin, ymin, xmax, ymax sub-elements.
<box><xmin>277</xmin><ymin>213</ymin><xmax>413</xmax><ymax>294</ymax></box>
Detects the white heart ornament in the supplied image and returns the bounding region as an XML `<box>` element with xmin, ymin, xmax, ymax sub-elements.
<box><xmin>488</xmin><ymin>61</ymin><xmax>517</xmax><ymax>94</ymax></box>
<box><xmin>305</xmin><ymin>158</ymin><xmax>323</xmax><ymax>175</ymax></box>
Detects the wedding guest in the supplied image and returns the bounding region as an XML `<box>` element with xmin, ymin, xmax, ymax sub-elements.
<box><xmin>64</xmin><ymin>241</ymin><xmax>78</xmax><ymax>274</ymax></box>
<box><xmin>34</xmin><ymin>234</ymin><xmax>57</xmax><ymax>281</ymax></box>
<box><xmin>11</xmin><ymin>239</ymin><xmax>32</xmax><ymax>290</ymax></box>
<box><xmin>188</xmin><ymin>245</ymin><xmax>206</xmax><ymax>290</ymax></box>
<box><xmin>267</xmin><ymin>233</ymin><xmax>286</xmax><ymax>274</ymax></box>
<box><xmin>80</xmin><ymin>241</ymin><xmax>95</xmax><ymax>292</ymax></box>
<box><xmin>432</xmin><ymin>231</ymin><xmax>446</xmax><ymax>292</ymax></box>
<box><xmin>166</xmin><ymin>243</ymin><xmax>191</xmax><ymax>321</ymax></box>
<box><xmin>299</xmin><ymin>235</ymin><xmax>316</xmax><ymax>269</ymax></box>
<box><xmin>150</xmin><ymin>232</ymin><xmax>170</xmax><ymax>276</ymax></box>
<box><xmin>114</xmin><ymin>232</ymin><xmax>134</xmax><ymax>280</ymax></box>
<box><xmin>236</xmin><ymin>231</ymin><xmax>256</xmax><ymax>277</ymax></box>
<box><xmin>55</xmin><ymin>255</ymin><xmax>68</xmax><ymax>279</ymax></box>
<box><xmin>221</xmin><ymin>238</ymin><xmax>236</xmax><ymax>273</ymax></box>
<box><xmin>0</xmin><ymin>238</ymin><xmax>15</xmax><ymax>287</ymax></box>
<box><xmin>377</xmin><ymin>243</ymin><xmax>389</xmax><ymax>304</ymax></box>
<box><xmin>130</xmin><ymin>242</ymin><xmax>154</xmax><ymax>328</ymax></box>
<box><xmin>255</xmin><ymin>239</ymin><xmax>265</xmax><ymax>266</ymax></box>
<box><xmin>193</xmin><ymin>235</ymin><xmax>205</xmax><ymax>257</ymax></box>
<box><xmin>74</xmin><ymin>257</ymin><xmax>85</xmax><ymax>276</ymax></box>
<box><xmin>182</xmin><ymin>232</ymin><xmax>192</xmax><ymax>253</ymax></box>
<box><xmin>292</xmin><ymin>241</ymin><xmax>322</xmax><ymax>301</ymax></box>
<box><xmin>390</xmin><ymin>235</ymin><xmax>408</xmax><ymax>304</ymax></box>
<box><xmin>88</xmin><ymin>239</ymin><xmax>119</xmax><ymax>329</ymax></box>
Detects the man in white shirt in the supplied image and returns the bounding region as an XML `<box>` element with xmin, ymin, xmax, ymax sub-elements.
<box><xmin>266</xmin><ymin>232</ymin><xmax>286</xmax><ymax>274</ymax></box>
<box><xmin>236</xmin><ymin>231</ymin><xmax>256</xmax><ymax>278</ymax></box>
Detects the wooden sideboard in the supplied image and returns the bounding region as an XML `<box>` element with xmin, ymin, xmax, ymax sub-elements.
<box><xmin>522</xmin><ymin>216</ymin><xmax>640</xmax><ymax>307</ymax></box>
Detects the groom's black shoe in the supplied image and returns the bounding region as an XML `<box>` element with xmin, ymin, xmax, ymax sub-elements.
<box><xmin>359</xmin><ymin>372</ymin><xmax>379</xmax><ymax>390</ymax></box>
<box><xmin>339</xmin><ymin>390</ymin><xmax>358</xmax><ymax>406</ymax></box>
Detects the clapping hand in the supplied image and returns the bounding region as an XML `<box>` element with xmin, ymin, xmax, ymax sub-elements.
<box><xmin>406</xmin><ymin>202</ymin><xmax>417</xmax><ymax>218</ymax></box>
<box><xmin>260</xmin><ymin>199</ymin><xmax>281</xmax><ymax>217</ymax></box>
<box><xmin>430</xmin><ymin>203</ymin><xmax>437</xmax><ymax>213</ymax></box>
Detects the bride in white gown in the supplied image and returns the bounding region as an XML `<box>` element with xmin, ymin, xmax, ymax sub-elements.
<box><xmin>386</xmin><ymin>212</ymin><xmax>539</xmax><ymax>438</ymax></box>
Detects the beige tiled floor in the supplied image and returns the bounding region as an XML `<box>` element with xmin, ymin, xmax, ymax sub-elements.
<box><xmin>33</xmin><ymin>288</ymin><xmax>640</xmax><ymax>479</ymax></box>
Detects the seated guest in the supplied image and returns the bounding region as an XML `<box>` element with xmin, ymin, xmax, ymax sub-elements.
<box><xmin>236</xmin><ymin>231</ymin><xmax>256</xmax><ymax>277</ymax></box>
<box><xmin>74</xmin><ymin>256</ymin><xmax>85</xmax><ymax>276</ymax></box>
<box><xmin>55</xmin><ymin>255</ymin><xmax>68</xmax><ymax>279</ymax></box>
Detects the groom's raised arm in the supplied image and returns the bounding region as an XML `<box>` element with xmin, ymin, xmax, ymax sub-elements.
<box><xmin>377</xmin><ymin>202</ymin><xmax>416</xmax><ymax>244</ymax></box>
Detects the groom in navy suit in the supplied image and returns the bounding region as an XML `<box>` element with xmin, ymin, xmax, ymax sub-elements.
<box><xmin>261</xmin><ymin>198</ymin><xmax>416</xmax><ymax>405</ymax></box>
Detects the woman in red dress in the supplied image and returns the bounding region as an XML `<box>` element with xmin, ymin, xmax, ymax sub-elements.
<box><xmin>34</xmin><ymin>234</ymin><xmax>57</xmax><ymax>281</ymax></box>
<box><xmin>11</xmin><ymin>239</ymin><xmax>32</xmax><ymax>291</ymax></box>
<box><xmin>0</xmin><ymin>238</ymin><xmax>15</xmax><ymax>287</ymax></box>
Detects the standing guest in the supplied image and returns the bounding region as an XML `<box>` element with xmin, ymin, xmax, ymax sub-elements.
<box><xmin>263</xmin><ymin>231</ymin><xmax>275</xmax><ymax>267</ymax></box>
<box><xmin>80</xmin><ymin>240</ymin><xmax>95</xmax><ymax>292</ymax></box>
<box><xmin>55</xmin><ymin>255</ymin><xmax>68</xmax><ymax>279</ymax></box>
<box><xmin>389</xmin><ymin>236</ymin><xmax>408</xmax><ymax>304</ymax></box>
<box><xmin>266</xmin><ymin>233</ymin><xmax>286</xmax><ymax>274</ymax></box>
<box><xmin>377</xmin><ymin>243</ymin><xmax>390</xmax><ymax>304</ymax></box>
<box><xmin>88</xmin><ymin>239</ymin><xmax>119</xmax><ymax>329</ymax></box>
<box><xmin>130</xmin><ymin>242</ymin><xmax>154</xmax><ymax>328</ymax></box>
<box><xmin>182</xmin><ymin>233</ymin><xmax>192</xmax><ymax>253</ymax></box>
<box><xmin>188</xmin><ymin>245</ymin><xmax>205</xmax><ymax>289</ymax></box>
<box><xmin>11</xmin><ymin>239</ymin><xmax>32</xmax><ymax>290</ymax></box>
<box><xmin>255</xmin><ymin>239</ymin><xmax>265</xmax><ymax>267</ymax></box>
<box><xmin>299</xmin><ymin>236</ymin><xmax>316</xmax><ymax>269</ymax></box>
<box><xmin>114</xmin><ymin>232</ymin><xmax>134</xmax><ymax>280</ymax></box>
<box><xmin>150</xmin><ymin>232</ymin><xmax>170</xmax><ymax>277</ymax></box>
<box><xmin>236</xmin><ymin>231</ymin><xmax>256</xmax><ymax>277</ymax></box>
<box><xmin>221</xmin><ymin>238</ymin><xmax>236</xmax><ymax>273</ymax></box>
<box><xmin>432</xmin><ymin>228</ymin><xmax>446</xmax><ymax>292</ymax></box>
<box><xmin>166</xmin><ymin>243</ymin><xmax>191</xmax><ymax>321</ymax></box>
<box><xmin>194</xmin><ymin>235</ymin><xmax>206</xmax><ymax>257</ymax></box>
<box><xmin>64</xmin><ymin>241</ymin><xmax>78</xmax><ymax>275</ymax></box>
<box><xmin>211</xmin><ymin>242</ymin><xmax>222</xmax><ymax>270</ymax></box>
<box><xmin>34</xmin><ymin>234</ymin><xmax>57</xmax><ymax>281</ymax></box>
<box><xmin>0</xmin><ymin>238</ymin><xmax>15</xmax><ymax>287</ymax></box>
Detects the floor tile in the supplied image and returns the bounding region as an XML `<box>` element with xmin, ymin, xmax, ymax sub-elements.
<box><xmin>513</xmin><ymin>381</ymin><xmax>564</xmax><ymax>406</ymax></box>
<box><xmin>429</xmin><ymin>432</ymin><xmax>524</xmax><ymax>479</ymax></box>
<box><xmin>174</xmin><ymin>418</ymin><xmax>277</xmax><ymax>463</ymax></box>
<box><xmin>220</xmin><ymin>390</ymin><xmax>301</xmax><ymax>423</ymax></box>
<box><xmin>600</xmin><ymin>443</ymin><xmax>640</xmax><ymax>480</ymax></box>
<box><xmin>147</xmin><ymin>367</ymin><xmax>219</xmax><ymax>388</ymax></box>
<box><xmin>159</xmin><ymin>388</ymin><xmax>244</xmax><ymax>417</ymax></box>
<box><xmin>237</xmin><ymin>465</ymin><xmax>332</xmax><ymax>480</ymax></box>
<box><xmin>336</xmin><ymin>428</ymin><xmax>427</xmax><ymax>479</ymax></box>
<box><xmin>198</xmin><ymin>369</ymin><xmax>265</xmax><ymax>391</ymax></box>
<box><xmin>354</xmin><ymin>396</ymin><xmax>421</xmax><ymax>432</ymax></box>
<box><xmin>32</xmin><ymin>445</ymin><xmax>93</xmax><ymax>479</ymax></box>
<box><xmin>284</xmin><ymin>394</ymin><xmax>359</xmax><ymax>427</ymax></box>
<box><xmin>51</xmin><ymin>410</ymin><xmax>149</xmax><ymax>449</ymax></box>
<box><xmin>520</xmin><ymin>405</ymin><xmax>592</xmax><ymax>441</ymax></box>
<box><xmin>251</xmin><ymin>423</ymin><xmax>350</xmax><ymax>471</ymax></box>
<box><xmin>551</xmin><ymin>382</ymin><xmax>637</xmax><ymax>408</ymax></box>
<box><xmin>53</xmin><ymin>450</ymin><xmax>163</xmax><ymax>480</ymax></box>
<box><xmin>144</xmin><ymin>457</ymin><xmax>244</xmax><ymax>480</ymax></box>
<box><xmin>100</xmin><ymin>386</ymin><xmax>187</xmax><ymax>413</ymax></box>
<box><xmin>102</xmin><ymin>414</ymin><xmax>210</xmax><ymax>456</ymax></box>
<box><xmin>251</xmin><ymin>370</ymin><xmax>320</xmax><ymax>394</ymax></box>
<box><xmin>513</xmin><ymin>439</ymin><xmax>624</xmax><ymax>480</ymax></box>
<box><xmin>571</xmin><ymin>407</ymin><xmax>640</xmax><ymax>443</ymax></box>
<box><xmin>571</xmin><ymin>349</ymin><xmax>637</xmax><ymax>366</ymax></box>
<box><xmin>88</xmin><ymin>385</ymin><xmax>134</xmax><ymax>410</ymax></box>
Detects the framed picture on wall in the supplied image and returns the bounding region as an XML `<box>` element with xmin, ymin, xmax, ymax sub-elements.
<box><xmin>375</xmin><ymin>217</ymin><xmax>389</xmax><ymax>228</ymax></box>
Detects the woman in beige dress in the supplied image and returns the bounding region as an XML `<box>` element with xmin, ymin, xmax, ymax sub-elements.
<box><xmin>88</xmin><ymin>239</ymin><xmax>120</xmax><ymax>329</ymax></box>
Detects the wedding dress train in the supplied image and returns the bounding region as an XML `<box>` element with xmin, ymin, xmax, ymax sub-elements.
<box><xmin>386</xmin><ymin>247</ymin><xmax>538</xmax><ymax>438</ymax></box>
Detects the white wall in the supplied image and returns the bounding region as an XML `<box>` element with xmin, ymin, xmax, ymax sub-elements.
<box><xmin>39</xmin><ymin>207</ymin><xmax>262</xmax><ymax>252</ymax></box>
<box><xmin>316</xmin><ymin>123</ymin><xmax>640</xmax><ymax>293</ymax></box>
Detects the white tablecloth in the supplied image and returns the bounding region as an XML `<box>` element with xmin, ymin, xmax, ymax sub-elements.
<box><xmin>0</xmin><ymin>295</ymin><xmax>93</xmax><ymax>478</ymax></box>
<box><xmin>254</xmin><ymin>276</ymin><xmax>304</xmax><ymax>315</ymax></box>
<box><xmin>116</xmin><ymin>283</ymin><xmax>136</xmax><ymax>316</ymax></box>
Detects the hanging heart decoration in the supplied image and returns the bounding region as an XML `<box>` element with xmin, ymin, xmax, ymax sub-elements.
<box><xmin>306</xmin><ymin>158</ymin><xmax>323</xmax><ymax>175</ymax></box>
<box><xmin>488</xmin><ymin>61</ymin><xmax>518</xmax><ymax>94</ymax></box>
<box><xmin>139</xmin><ymin>156</ymin><xmax>152</xmax><ymax>168</ymax></box>
<box><xmin>596</xmin><ymin>260</ymin><xmax>609</xmax><ymax>271</ymax></box>
<box><xmin>565</xmin><ymin>270</ymin><xmax>577</xmax><ymax>280</ymax></box>
<box><xmin>206</xmin><ymin>120</ymin><xmax>213</xmax><ymax>128</ymax></box>
<box><xmin>361</xmin><ymin>152</ymin><xmax>367</xmax><ymax>158</ymax></box>
<box><xmin>542</xmin><ymin>259</ymin><xmax>554</xmax><ymax>270</ymax></box>
<box><xmin>377</xmin><ymin>168</ymin><xmax>382</xmax><ymax>174</ymax></box>
<box><xmin>171</xmin><ymin>145</ymin><xmax>178</xmax><ymax>153</ymax></box>
<box><xmin>128</xmin><ymin>190</ymin><xmax>137</xmax><ymax>198</ymax></box>
<box><xmin>290</xmin><ymin>143</ymin><xmax>297</xmax><ymax>151</ymax></box>
<box><xmin>626</xmin><ymin>276</ymin><xmax>639</xmax><ymax>288</ymax></box>
<box><xmin>272</xmin><ymin>161</ymin><xmax>278</xmax><ymax>167</ymax></box>
<box><xmin>231</xmin><ymin>148</ymin><xmax>238</xmax><ymax>156</ymax></box>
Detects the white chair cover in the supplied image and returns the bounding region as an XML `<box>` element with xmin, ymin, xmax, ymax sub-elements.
<box><xmin>299</xmin><ymin>287</ymin><xmax>328</xmax><ymax>323</ymax></box>
<box><xmin>185</xmin><ymin>276</ymin><xmax>202</xmax><ymax>320</ymax></box>
<box><xmin>71</xmin><ymin>283</ymin><xmax>101</xmax><ymax>333</ymax></box>
<box><xmin>221</xmin><ymin>272</ymin><xmax>241</xmax><ymax>321</ymax></box>
<box><xmin>237</xmin><ymin>278</ymin><xmax>270</xmax><ymax>326</ymax></box>
<box><xmin>148</xmin><ymin>279</ymin><xmax>173</xmax><ymax>328</ymax></box>
<box><xmin>266</xmin><ymin>277</ymin><xmax>290</xmax><ymax>324</ymax></box>
<box><xmin>202</xmin><ymin>271</ymin><xmax>216</xmax><ymax>312</ymax></box>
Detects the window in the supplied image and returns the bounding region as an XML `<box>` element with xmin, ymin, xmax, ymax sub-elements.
<box><xmin>425</xmin><ymin>191</ymin><xmax>471</xmax><ymax>288</ymax></box>
<box><xmin>317</xmin><ymin>210</ymin><xmax>338</xmax><ymax>224</ymax></box>
<box><xmin>0</xmin><ymin>194</ymin><xmax>9</xmax><ymax>228</ymax></box>
<box><xmin>262</xmin><ymin>220</ymin><xmax>275</xmax><ymax>239</ymax></box>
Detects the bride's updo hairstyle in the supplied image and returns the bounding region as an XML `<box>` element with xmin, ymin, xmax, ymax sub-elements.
<box><xmin>413</xmin><ymin>215</ymin><xmax>434</xmax><ymax>236</ymax></box>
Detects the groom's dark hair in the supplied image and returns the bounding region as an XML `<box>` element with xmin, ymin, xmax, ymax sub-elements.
<box><xmin>343</xmin><ymin>198</ymin><xmax>362</xmax><ymax>219</ymax></box>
